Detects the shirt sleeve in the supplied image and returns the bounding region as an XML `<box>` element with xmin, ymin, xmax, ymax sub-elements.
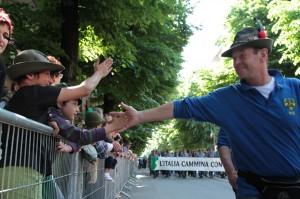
<box><xmin>67</xmin><ymin>141</ymin><xmax>81</xmax><ymax>152</ymax></box>
<box><xmin>217</xmin><ymin>129</ymin><xmax>231</xmax><ymax>148</ymax></box>
<box><xmin>49</xmin><ymin>110</ymin><xmax>107</xmax><ymax>145</ymax></box>
<box><xmin>94</xmin><ymin>141</ymin><xmax>108</xmax><ymax>159</ymax></box>
<box><xmin>34</xmin><ymin>86</ymin><xmax>61</xmax><ymax>108</ymax></box>
<box><xmin>173</xmin><ymin>89</ymin><xmax>229</xmax><ymax>126</ymax></box>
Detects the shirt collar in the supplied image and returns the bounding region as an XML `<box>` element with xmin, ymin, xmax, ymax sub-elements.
<box><xmin>238</xmin><ymin>69</ymin><xmax>283</xmax><ymax>91</ymax></box>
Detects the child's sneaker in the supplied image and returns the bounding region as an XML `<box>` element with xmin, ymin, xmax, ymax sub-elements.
<box><xmin>104</xmin><ymin>172</ymin><xmax>114</xmax><ymax>181</ymax></box>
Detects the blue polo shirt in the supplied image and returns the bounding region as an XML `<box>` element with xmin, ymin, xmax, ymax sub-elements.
<box><xmin>218</xmin><ymin>128</ymin><xmax>251</xmax><ymax>196</ymax></box>
<box><xmin>173</xmin><ymin>70</ymin><xmax>300</xmax><ymax>197</ymax></box>
<box><xmin>217</xmin><ymin>129</ymin><xmax>231</xmax><ymax>148</ymax></box>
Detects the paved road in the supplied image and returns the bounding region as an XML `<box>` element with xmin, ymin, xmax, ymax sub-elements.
<box><xmin>128</xmin><ymin>170</ymin><xmax>235</xmax><ymax>199</ymax></box>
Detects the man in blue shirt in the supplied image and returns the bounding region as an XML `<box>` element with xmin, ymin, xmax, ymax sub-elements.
<box><xmin>113</xmin><ymin>26</ymin><xmax>300</xmax><ymax>198</ymax></box>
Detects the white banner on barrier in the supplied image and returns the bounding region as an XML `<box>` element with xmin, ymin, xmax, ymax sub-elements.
<box><xmin>154</xmin><ymin>157</ymin><xmax>224</xmax><ymax>171</ymax></box>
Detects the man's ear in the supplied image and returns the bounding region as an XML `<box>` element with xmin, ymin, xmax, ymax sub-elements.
<box><xmin>259</xmin><ymin>48</ymin><xmax>268</xmax><ymax>63</ymax></box>
<box><xmin>260</xmin><ymin>48</ymin><xmax>268</xmax><ymax>57</ymax></box>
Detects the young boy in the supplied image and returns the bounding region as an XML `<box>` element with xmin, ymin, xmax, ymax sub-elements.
<box><xmin>48</xmin><ymin>83</ymin><xmax>126</xmax><ymax>146</ymax></box>
<box><xmin>57</xmin><ymin>109</ymin><xmax>122</xmax><ymax>181</ymax></box>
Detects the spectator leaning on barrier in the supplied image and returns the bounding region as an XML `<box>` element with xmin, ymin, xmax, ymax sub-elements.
<box><xmin>0</xmin><ymin>49</ymin><xmax>113</xmax><ymax>199</ymax></box>
<box><xmin>84</xmin><ymin>110</ymin><xmax>116</xmax><ymax>158</ymax></box>
<box><xmin>51</xmin><ymin>89</ymin><xmax>120</xmax><ymax>198</ymax></box>
<box><xmin>54</xmin><ymin>108</ymin><xmax>117</xmax><ymax>155</ymax></box>
<box><xmin>84</xmin><ymin>110</ymin><xmax>121</xmax><ymax>181</ymax></box>
<box><xmin>5</xmin><ymin>49</ymin><xmax>113</xmax><ymax>124</ymax></box>
<box><xmin>113</xmin><ymin>23</ymin><xmax>300</xmax><ymax>199</ymax></box>
<box><xmin>48</xmin><ymin>88</ymin><xmax>126</xmax><ymax>147</ymax></box>
<box><xmin>56</xmin><ymin>107</ymin><xmax>123</xmax><ymax>181</ymax></box>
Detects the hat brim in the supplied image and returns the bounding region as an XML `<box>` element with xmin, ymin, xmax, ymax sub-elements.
<box><xmin>221</xmin><ymin>39</ymin><xmax>273</xmax><ymax>57</ymax></box>
<box><xmin>7</xmin><ymin>61</ymin><xmax>65</xmax><ymax>80</ymax></box>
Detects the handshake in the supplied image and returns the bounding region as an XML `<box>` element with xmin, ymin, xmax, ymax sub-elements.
<box><xmin>105</xmin><ymin>102</ymin><xmax>140</xmax><ymax>135</ymax></box>
<box><xmin>49</xmin><ymin>102</ymin><xmax>140</xmax><ymax>141</ymax></box>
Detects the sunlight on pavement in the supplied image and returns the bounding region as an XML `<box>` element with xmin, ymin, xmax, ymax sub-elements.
<box><xmin>135</xmin><ymin>174</ymin><xmax>149</xmax><ymax>179</ymax></box>
<box><xmin>136</xmin><ymin>185</ymin><xmax>146</xmax><ymax>188</ymax></box>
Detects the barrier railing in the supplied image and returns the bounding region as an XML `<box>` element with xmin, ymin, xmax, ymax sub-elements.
<box><xmin>0</xmin><ymin>108</ymin><xmax>135</xmax><ymax>199</ymax></box>
<box><xmin>105</xmin><ymin>157</ymin><xmax>136</xmax><ymax>199</ymax></box>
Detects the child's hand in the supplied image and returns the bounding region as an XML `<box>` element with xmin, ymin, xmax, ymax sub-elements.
<box><xmin>112</xmin><ymin>141</ymin><xmax>122</xmax><ymax>152</ymax></box>
<box><xmin>49</xmin><ymin>121</ymin><xmax>60</xmax><ymax>137</ymax></box>
<box><xmin>56</xmin><ymin>141</ymin><xmax>73</xmax><ymax>153</ymax></box>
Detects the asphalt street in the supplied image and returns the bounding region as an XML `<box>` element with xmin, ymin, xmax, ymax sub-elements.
<box><xmin>128</xmin><ymin>170</ymin><xmax>235</xmax><ymax>199</ymax></box>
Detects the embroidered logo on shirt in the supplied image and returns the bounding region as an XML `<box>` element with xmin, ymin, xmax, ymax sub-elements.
<box><xmin>283</xmin><ymin>98</ymin><xmax>296</xmax><ymax>115</ymax></box>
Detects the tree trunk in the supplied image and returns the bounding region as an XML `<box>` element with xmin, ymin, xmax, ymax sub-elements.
<box><xmin>103</xmin><ymin>93</ymin><xmax>117</xmax><ymax>114</ymax></box>
<box><xmin>61</xmin><ymin>0</ymin><xmax>79</xmax><ymax>82</ymax></box>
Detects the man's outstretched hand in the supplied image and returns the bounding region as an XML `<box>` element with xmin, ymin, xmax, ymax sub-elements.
<box><xmin>109</xmin><ymin>102</ymin><xmax>141</xmax><ymax>132</ymax></box>
<box><xmin>104</xmin><ymin>112</ymin><xmax>128</xmax><ymax>135</ymax></box>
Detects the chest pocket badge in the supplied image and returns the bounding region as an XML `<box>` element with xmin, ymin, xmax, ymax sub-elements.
<box><xmin>283</xmin><ymin>98</ymin><xmax>296</xmax><ymax>115</ymax></box>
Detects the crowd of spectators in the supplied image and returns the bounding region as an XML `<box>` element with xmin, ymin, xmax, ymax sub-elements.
<box><xmin>0</xmin><ymin>8</ymin><xmax>136</xmax><ymax>199</ymax></box>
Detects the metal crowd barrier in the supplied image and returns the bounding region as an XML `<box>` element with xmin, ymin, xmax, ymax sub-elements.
<box><xmin>105</xmin><ymin>158</ymin><xmax>136</xmax><ymax>199</ymax></box>
<box><xmin>0</xmin><ymin>108</ymin><xmax>135</xmax><ymax>199</ymax></box>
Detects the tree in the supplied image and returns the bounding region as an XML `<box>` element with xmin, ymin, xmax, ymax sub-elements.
<box><xmin>143</xmin><ymin>120</ymin><xmax>184</xmax><ymax>154</ymax></box>
<box><xmin>170</xmin><ymin>0</ymin><xmax>300</xmax><ymax>152</ymax></box>
<box><xmin>173</xmin><ymin>67</ymin><xmax>237</xmax><ymax>151</ymax></box>
<box><xmin>2</xmin><ymin>0</ymin><xmax>193</xmax><ymax>154</ymax></box>
<box><xmin>222</xmin><ymin>0</ymin><xmax>299</xmax><ymax>76</ymax></box>
<box><xmin>268</xmin><ymin>0</ymin><xmax>300</xmax><ymax>70</ymax></box>
<box><xmin>61</xmin><ymin>0</ymin><xmax>79</xmax><ymax>82</ymax></box>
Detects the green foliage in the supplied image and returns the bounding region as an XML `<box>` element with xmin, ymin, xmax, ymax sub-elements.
<box><xmin>171</xmin><ymin>66</ymin><xmax>237</xmax><ymax>151</ymax></box>
<box><xmin>79</xmin><ymin>26</ymin><xmax>107</xmax><ymax>62</ymax></box>
<box><xmin>144</xmin><ymin>65</ymin><xmax>238</xmax><ymax>153</ymax></box>
<box><xmin>175</xmin><ymin>120</ymin><xmax>219</xmax><ymax>150</ymax></box>
<box><xmin>188</xmin><ymin>66</ymin><xmax>238</xmax><ymax>96</ymax></box>
<box><xmin>2</xmin><ymin>0</ymin><xmax>193</xmax><ymax>154</ymax></box>
<box><xmin>143</xmin><ymin>120</ymin><xmax>184</xmax><ymax>154</ymax></box>
<box><xmin>2</xmin><ymin>2</ymin><xmax>63</xmax><ymax>59</ymax></box>
<box><xmin>168</xmin><ymin>0</ymin><xmax>300</xmax><ymax>152</ymax></box>
<box><xmin>222</xmin><ymin>0</ymin><xmax>299</xmax><ymax>76</ymax></box>
<box><xmin>74</xmin><ymin>1</ymin><xmax>193</xmax><ymax>114</ymax></box>
<box><xmin>268</xmin><ymin>0</ymin><xmax>300</xmax><ymax>67</ymax></box>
